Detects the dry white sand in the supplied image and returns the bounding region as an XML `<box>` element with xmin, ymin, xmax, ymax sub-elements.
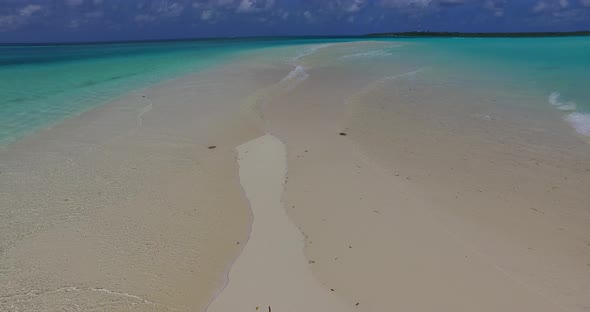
<box><xmin>207</xmin><ymin>134</ymin><xmax>353</xmax><ymax>312</ymax></box>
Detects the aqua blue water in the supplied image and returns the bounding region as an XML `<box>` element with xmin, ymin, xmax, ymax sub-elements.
<box><xmin>1</xmin><ymin>36</ymin><xmax>589</xmax><ymax>145</ymax></box>
<box><xmin>375</xmin><ymin>37</ymin><xmax>590</xmax><ymax>135</ymax></box>
<box><xmin>387</xmin><ymin>37</ymin><xmax>590</xmax><ymax>108</ymax></box>
<box><xmin>0</xmin><ymin>38</ymin><xmax>341</xmax><ymax>145</ymax></box>
<box><xmin>0</xmin><ymin>41</ymin><xmax>226</xmax><ymax>144</ymax></box>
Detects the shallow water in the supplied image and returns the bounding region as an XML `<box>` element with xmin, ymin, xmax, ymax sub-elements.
<box><xmin>368</xmin><ymin>37</ymin><xmax>590</xmax><ymax>136</ymax></box>
<box><xmin>0</xmin><ymin>38</ymin><xmax>343</xmax><ymax>145</ymax></box>
<box><xmin>1</xmin><ymin>36</ymin><xmax>589</xmax><ymax>145</ymax></box>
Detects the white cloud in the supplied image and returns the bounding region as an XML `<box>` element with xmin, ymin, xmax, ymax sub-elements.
<box><xmin>65</xmin><ymin>0</ymin><xmax>84</xmax><ymax>6</ymax></box>
<box><xmin>274</xmin><ymin>9</ymin><xmax>290</xmax><ymax>20</ymax></box>
<box><xmin>193</xmin><ymin>0</ymin><xmax>274</xmax><ymax>13</ymax></box>
<box><xmin>193</xmin><ymin>0</ymin><xmax>234</xmax><ymax>9</ymax></box>
<box><xmin>236</xmin><ymin>0</ymin><xmax>275</xmax><ymax>13</ymax></box>
<box><xmin>483</xmin><ymin>0</ymin><xmax>505</xmax><ymax>17</ymax></box>
<box><xmin>438</xmin><ymin>0</ymin><xmax>466</xmax><ymax>5</ymax></box>
<box><xmin>0</xmin><ymin>4</ymin><xmax>44</xmax><ymax>31</ymax></box>
<box><xmin>212</xmin><ymin>0</ymin><xmax>236</xmax><ymax>6</ymax></box>
<box><xmin>201</xmin><ymin>9</ymin><xmax>213</xmax><ymax>20</ymax></box>
<box><xmin>580</xmin><ymin>0</ymin><xmax>590</xmax><ymax>6</ymax></box>
<box><xmin>380</xmin><ymin>0</ymin><xmax>433</xmax><ymax>8</ymax></box>
<box><xmin>20</xmin><ymin>5</ymin><xmax>43</xmax><ymax>17</ymax></box>
<box><xmin>237</xmin><ymin>0</ymin><xmax>255</xmax><ymax>12</ymax></box>
<box><xmin>132</xmin><ymin>0</ymin><xmax>191</xmax><ymax>24</ymax></box>
<box><xmin>530</xmin><ymin>0</ymin><xmax>575</xmax><ymax>14</ymax></box>
<box><xmin>303</xmin><ymin>10</ymin><xmax>313</xmax><ymax>21</ymax></box>
<box><xmin>343</xmin><ymin>0</ymin><xmax>367</xmax><ymax>12</ymax></box>
<box><xmin>379</xmin><ymin>0</ymin><xmax>470</xmax><ymax>8</ymax></box>
<box><xmin>0</xmin><ymin>16</ymin><xmax>19</xmax><ymax>30</ymax></box>
<box><xmin>155</xmin><ymin>1</ymin><xmax>185</xmax><ymax>17</ymax></box>
<box><xmin>68</xmin><ymin>19</ymin><xmax>80</xmax><ymax>29</ymax></box>
<box><xmin>532</xmin><ymin>1</ymin><xmax>547</xmax><ymax>12</ymax></box>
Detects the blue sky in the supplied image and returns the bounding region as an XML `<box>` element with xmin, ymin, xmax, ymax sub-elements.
<box><xmin>1</xmin><ymin>0</ymin><xmax>589</xmax><ymax>43</ymax></box>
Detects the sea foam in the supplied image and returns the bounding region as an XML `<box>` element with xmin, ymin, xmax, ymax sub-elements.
<box><xmin>549</xmin><ymin>92</ymin><xmax>589</xmax><ymax>136</ymax></box>
<box><xmin>291</xmin><ymin>43</ymin><xmax>333</xmax><ymax>64</ymax></box>
<box><xmin>565</xmin><ymin>113</ymin><xmax>590</xmax><ymax>136</ymax></box>
<box><xmin>281</xmin><ymin>44</ymin><xmax>332</xmax><ymax>90</ymax></box>
<box><xmin>340</xmin><ymin>50</ymin><xmax>392</xmax><ymax>60</ymax></box>
<box><xmin>281</xmin><ymin>65</ymin><xmax>309</xmax><ymax>84</ymax></box>
<box><xmin>549</xmin><ymin>92</ymin><xmax>576</xmax><ymax>111</ymax></box>
<box><xmin>384</xmin><ymin>68</ymin><xmax>425</xmax><ymax>80</ymax></box>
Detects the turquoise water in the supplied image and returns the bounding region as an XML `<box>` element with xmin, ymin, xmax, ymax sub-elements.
<box><xmin>374</xmin><ymin>37</ymin><xmax>590</xmax><ymax>135</ymax></box>
<box><xmin>0</xmin><ymin>38</ymin><xmax>341</xmax><ymax>145</ymax></box>
<box><xmin>388</xmin><ymin>37</ymin><xmax>590</xmax><ymax>109</ymax></box>
<box><xmin>0</xmin><ymin>41</ymin><xmax>235</xmax><ymax>144</ymax></box>
<box><xmin>1</xmin><ymin>37</ymin><xmax>589</xmax><ymax>145</ymax></box>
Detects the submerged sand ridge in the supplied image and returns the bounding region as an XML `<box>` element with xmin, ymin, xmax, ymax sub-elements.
<box><xmin>207</xmin><ymin>135</ymin><xmax>354</xmax><ymax>312</ymax></box>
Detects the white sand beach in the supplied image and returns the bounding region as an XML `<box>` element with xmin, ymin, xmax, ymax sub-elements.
<box><xmin>1</xmin><ymin>42</ymin><xmax>589</xmax><ymax>312</ymax></box>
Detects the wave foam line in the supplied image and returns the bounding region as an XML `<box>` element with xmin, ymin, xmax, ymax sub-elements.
<box><xmin>565</xmin><ymin>112</ymin><xmax>590</xmax><ymax>136</ymax></box>
<box><xmin>291</xmin><ymin>43</ymin><xmax>333</xmax><ymax>64</ymax></box>
<box><xmin>548</xmin><ymin>92</ymin><xmax>590</xmax><ymax>136</ymax></box>
<box><xmin>340</xmin><ymin>50</ymin><xmax>393</xmax><ymax>60</ymax></box>
<box><xmin>549</xmin><ymin>92</ymin><xmax>577</xmax><ymax>111</ymax></box>
<box><xmin>278</xmin><ymin>65</ymin><xmax>309</xmax><ymax>92</ymax></box>
<box><xmin>384</xmin><ymin>68</ymin><xmax>425</xmax><ymax>81</ymax></box>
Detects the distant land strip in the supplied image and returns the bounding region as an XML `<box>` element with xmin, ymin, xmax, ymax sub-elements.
<box><xmin>2</xmin><ymin>31</ymin><xmax>590</xmax><ymax>46</ymax></box>
<box><xmin>364</xmin><ymin>31</ymin><xmax>590</xmax><ymax>38</ymax></box>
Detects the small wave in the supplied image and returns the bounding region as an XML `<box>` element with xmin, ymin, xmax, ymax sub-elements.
<box><xmin>549</xmin><ymin>92</ymin><xmax>561</xmax><ymax>106</ymax></box>
<box><xmin>384</xmin><ymin>68</ymin><xmax>425</xmax><ymax>81</ymax></box>
<box><xmin>557</xmin><ymin>103</ymin><xmax>577</xmax><ymax>111</ymax></box>
<box><xmin>565</xmin><ymin>113</ymin><xmax>590</xmax><ymax>136</ymax></box>
<box><xmin>291</xmin><ymin>44</ymin><xmax>333</xmax><ymax>64</ymax></box>
<box><xmin>340</xmin><ymin>50</ymin><xmax>393</xmax><ymax>60</ymax></box>
<box><xmin>277</xmin><ymin>65</ymin><xmax>309</xmax><ymax>92</ymax></box>
<box><xmin>349</xmin><ymin>68</ymin><xmax>426</xmax><ymax>102</ymax></box>
<box><xmin>549</xmin><ymin>92</ymin><xmax>589</xmax><ymax>136</ymax></box>
<box><xmin>281</xmin><ymin>65</ymin><xmax>309</xmax><ymax>84</ymax></box>
<box><xmin>548</xmin><ymin>92</ymin><xmax>577</xmax><ymax>111</ymax></box>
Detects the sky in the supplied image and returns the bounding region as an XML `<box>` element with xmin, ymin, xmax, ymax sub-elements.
<box><xmin>0</xmin><ymin>0</ymin><xmax>589</xmax><ymax>43</ymax></box>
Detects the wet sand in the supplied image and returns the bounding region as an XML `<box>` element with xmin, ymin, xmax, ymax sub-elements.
<box><xmin>207</xmin><ymin>134</ymin><xmax>353</xmax><ymax>312</ymax></box>
<box><xmin>0</xmin><ymin>59</ymin><xmax>289</xmax><ymax>311</ymax></box>
<box><xmin>1</xmin><ymin>41</ymin><xmax>589</xmax><ymax>312</ymax></box>
<box><xmin>260</xmin><ymin>42</ymin><xmax>590</xmax><ymax>311</ymax></box>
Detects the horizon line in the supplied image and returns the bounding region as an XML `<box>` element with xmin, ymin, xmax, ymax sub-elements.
<box><xmin>1</xmin><ymin>30</ymin><xmax>589</xmax><ymax>47</ymax></box>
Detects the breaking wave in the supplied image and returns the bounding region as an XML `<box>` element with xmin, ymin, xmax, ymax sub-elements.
<box><xmin>340</xmin><ymin>50</ymin><xmax>393</xmax><ymax>60</ymax></box>
<box><xmin>279</xmin><ymin>65</ymin><xmax>309</xmax><ymax>91</ymax></box>
<box><xmin>549</xmin><ymin>92</ymin><xmax>589</xmax><ymax>136</ymax></box>
<box><xmin>291</xmin><ymin>43</ymin><xmax>333</xmax><ymax>64</ymax></box>
<box><xmin>549</xmin><ymin>92</ymin><xmax>577</xmax><ymax>111</ymax></box>
<box><xmin>564</xmin><ymin>112</ymin><xmax>590</xmax><ymax>136</ymax></box>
